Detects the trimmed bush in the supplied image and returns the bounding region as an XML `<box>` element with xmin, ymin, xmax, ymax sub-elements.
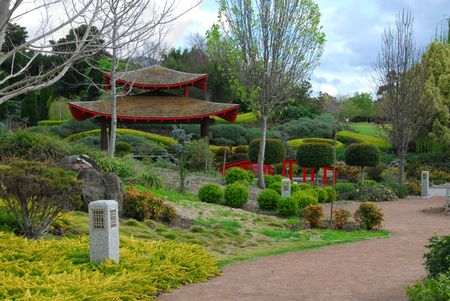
<box><xmin>385</xmin><ymin>183</ymin><xmax>409</xmax><ymax>198</ymax></box>
<box><xmin>276</xmin><ymin>113</ymin><xmax>339</xmax><ymax>140</ymax></box>
<box><xmin>406</xmin><ymin>273</ymin><xmax>450</xmax><ymax>301</ymax></box>
<box><xmin>123</xmin><ymin>186</ymin><xmax>177</xmax><ymax>222</ymax></box>
<box><xmin>297</xmin><ymin>183</ymin><xmax>313</xmax><ymax>190</ymax></box>
<box><xmin>224</xmin><ymin>167</ymin><xmax>254</xmax><ymax>185</ymax></box>
<box><xmin>248</xmin><ymin>138</ymin><xmax>286</xmax><ymax>164</ymax></box>
<box><xmin>186</xmin><ymin>138</ymin><xmax>214</xmax><ymax>170</ymax></box>
<box><xmin>323</xmin><ymin>186</ymin><xmax>337</xmax><ymax>202</ymax></box>
<box><xmin>305</xmin><ymin>204</ymin><xmax>324</xmax><ymax>228</ymax></box>
<box><xmin>288</xmin><ymin>138</ymin><xmax>344</xmax><ymax>149</ymax></box>
<box><xmin>0</xmin><ymin>161</ymin><xmax>82</xmax><ymax>238</ymax></box>
<box><xmin>198</xmin><ymin>183</ymin><xmax>224</xmax><ymax>204</ymax></box>
<box><xmin>209</xmin><ymin>124</ymin><xmax>248</xmax><ymax>146</ymax></box>
<box><xmin>424</xmin><ymin>235</ymin><xmax>450</xmax><ymax>279</ymax></box>
<box><xmin>381</xmin><ymin>167</ymin><xmax>400</xmax><ymax>183</ymax></box>
<box><xmin>337</xmin><ymin>130</ymin><xmax>391</xmax><ymax>150</ymax></box>
<box><xmin>277</xmin><ymin>197</ymin><xmax>299</xmax><ymax>216</ymax></box>
<box><xmin>335</xmin><ymin>183</ymin><xmax>357</xmax><ymax>200</ymax></box>
<box><xmin>0</xmin><ymin>131</ymin><xmax>69</xmax><ymax>162</ymax></box>
<box><xmin>332</xmin><ymin>208</ymin><xmax>351</xmax><ymax>230</ymax></box>
<box><xmin>406</xmin><ymin>180</ymin><xmax>421</xmax><ymax>196</ymax></box>
<box><xmin>37</xmin><ymin>120</ymin><xmax>67</xmax><ymax>126</ymax></box>
<box><xmin>292</xmin><ymin>190</ymin><xmax>319</xmax><ymax>209</ymax></box>
<box><xmin>296</xmin><ymin>142</ymin><xmax>333</xmax><ymax>169</ymax></box>
<box><xmin>316</xmin><ymin>188</ymin><xmax>329</xmax><ymax>203</ymax></box>
<box><xmin>115</xmin><ymin>141</ymin><xmax>132</xmax><ymax>156</ymax></box>
<box><xmin>224</xmin><ymin>183</ymin><xmax>249</xmax><ymax>208</ymax></box>
<box><xmin>354</xmin><ymin>202</ymin><xmax>384</xmax><ymax>230</ymax></box>
<box><xmin>345</xmin><ymin>143</ymin><xmax>380</xmax><ymax>181</ymax></box>
<box><xmin>257</xmin><ymin>189</ymin><xmax>281</xmax><ymax>210</ymax></box>
<box><xmin>264</xmin><ymin>174</ymin><xmax>283</xmax><ymax>189</ymax></box>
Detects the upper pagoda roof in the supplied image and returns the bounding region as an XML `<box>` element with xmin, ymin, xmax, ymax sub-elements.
<box><xmin>103</xmin><ymin>65</ymin><xmax>208</xmax><ymax>90</ymax></box>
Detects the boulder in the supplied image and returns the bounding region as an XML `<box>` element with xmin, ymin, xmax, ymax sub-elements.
<box><xmin>59</xmin><ymin>155</ymin><xmax>124</xmax><ymax>215</ymax></box>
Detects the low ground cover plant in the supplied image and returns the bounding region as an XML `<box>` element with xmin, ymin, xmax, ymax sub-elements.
<box><xmin>198</xmin><ymin>183</ymin><xmax>224</xmax><ymax>204</ymax></box>
<box><xmin>0</xmin><ymin>231</ymin><xmax>219</xmax><ymax>300</ymax></box>
<box><xmin>357</xmin><ymin>182</ymin><xmax>396</xmax><ymax>202</ymax></box>
<box><xmin>354</xmin><ymin>202</ymin><xmax>384</xmax><ymax>230</ymax></box>
<box><xmin>224</xmin><ymin>183</ymin><xmax>249</xmax><ymax>208</ymax></box>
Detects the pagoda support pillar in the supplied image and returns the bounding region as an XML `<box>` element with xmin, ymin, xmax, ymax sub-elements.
<box><xmin>100</xmin><ymin>120</ymin><xmax>109</xmax><ymax>151</ymax></box>
<box><xmin>200</xmin><ymin>118</ymin><xmax>215</xmax><ymax>138</ymax></box>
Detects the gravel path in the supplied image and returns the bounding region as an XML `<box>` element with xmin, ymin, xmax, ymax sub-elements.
<box><xmin>158</xmin><ymin>197</ymin><xmax>450</xmax><ymax>301</ymax></box>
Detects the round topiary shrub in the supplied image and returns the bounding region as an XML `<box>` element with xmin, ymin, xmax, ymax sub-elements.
<box><xmin>345</xmin><ymin>143</ymin><xmax>380</xmax><ymax>181</ymax></box>
<box><xmin>115</xmin><ymin>141</ymin><xmax>132</xmax><ymax>156</ymax></box>
<box><xmin>316</xmin><ymin>188</ymin><xmax>329</xmax><ymax>203</ymax></box>
<box><xmin>224</xmin><ymin>183</ymin><xmax>249</xmax><ymax>208</ymax></box>
<box><xmin>248</xmin><ymin>138</ymin><xmax>286</xmax><ymax>164</ymax></box>
<box><xmin>323</xmin><ymin>186</ymin><xmax>337</xmax><ymax>202</ymax></box>
<box><xmin>292</xmin><ymin>190</ymin><xmax>319</xmax><ymax>209</ymax></box>
<box><xmin>198</xmin><ymin>183</ymin><xmax>224</xmax><ymax>204</ymax></box>
<box><xmin>224</xmin><ymin>167</ymin><xmax>254</xmax><ymax>185</ymax></box>
<box><xmin>354</xmin><ymin>202</ymin><xmax>384</xmax><ymax>230</ymax></box>
<box><xmin>277</xmin><ymin>197</ymin><xmax>299</xmax><ymax>216</ymax></box>
<box><xmin>256</xmin><ymin>189</ymin><xmax>281</xmax><ymax>210</ymax></box>
<box><xmin>296</xmin><ymin>142</ymin><xmax>333</xmax><ymax>172</ymax></box>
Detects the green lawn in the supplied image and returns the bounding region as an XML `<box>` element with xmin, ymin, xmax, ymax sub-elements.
<box><xmin>61</xmin><ymin>186</ymin><xmax>389</xmax><ymax>267</ymax></box>
<box><xmin>348</xmin><ymin>122</ymin><xmax>386</xmax><ymax>138</ymax></box>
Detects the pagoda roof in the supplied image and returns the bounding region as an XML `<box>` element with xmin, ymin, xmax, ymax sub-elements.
<box><xmin>69</xmin><ymin>94</ymin><xmax>239</xmax><ymax>123</ymax></box>
<box><xmin>103</xmin><ymin>65</ymin><xmax>208</xmax><ymax>90</ymax></box>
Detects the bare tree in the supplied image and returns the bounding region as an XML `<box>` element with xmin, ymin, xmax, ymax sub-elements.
<box><xmin>0</xmin><ymin>0</ymin><xmax>105</xmax><ymax>105</ymax></box>
<box><xmin>214</xmin><ymin>0</ymin><xmax>324</xmax><ymax>188</ymax></box>
<box><xmin>374</xmin><ymin>9</ymin><xmax>428</xmax><ymax>183</ymax></box>
<box><xmin>79</xmin><ymin>0</ymin><xmax>200</xmax><ymax>157</ymax></box>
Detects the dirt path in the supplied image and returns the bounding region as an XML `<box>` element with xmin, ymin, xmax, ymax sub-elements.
<box><xmin>159</xmin><ymin>197</ymin><xmax>450</xmax><ymax>301</ymax></box>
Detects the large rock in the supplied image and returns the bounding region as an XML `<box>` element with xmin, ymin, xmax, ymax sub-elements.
<box><xmin>59</xmin><ymin>155</ymin><xmax>124</xmax><ymax>215</ymax></box>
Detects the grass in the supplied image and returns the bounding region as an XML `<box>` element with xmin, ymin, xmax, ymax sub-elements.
<box><xmin>59</xmin><ymin>186</ymin><xmax>389</xmax><ymax>268</ymax></box>
<box><xmin>348</xmin><ymin>122</ymin><xmax>386</xmax><ymax>138</ymax></box>
<box><xmin>213</xmin><ymin>112</ymin><xmax>257</xmax><ymax>125</ymax></box>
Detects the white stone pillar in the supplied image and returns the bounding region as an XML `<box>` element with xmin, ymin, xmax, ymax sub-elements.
<box><xmin>281</xmin><ymin>178</ymin><xmax>291</xmax><ymax>197</ymax></box>
<box><xmin>421</xmin><ymin>171</ymin><xmax>429</xmax><ymax>198</ymax></box>
<box><xmin>89</xmin><ymin>200</ymin><xmax>120</xmax><ymax>263</ymax></box>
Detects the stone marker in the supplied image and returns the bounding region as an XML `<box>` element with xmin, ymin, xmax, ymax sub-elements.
<box><xmin>89</xmin><ymin>200</ymin><xmax>119</xmax><ymax>263</ymax></box>
<box><xmin>421</xmin><ymin>171</ymin><xmax>429</xmax><ymax>198</ymax></box>
<box><xmin>281</xmin><ymin>178</ymin><xmax>291</xmax><ymax>197</ymax></box>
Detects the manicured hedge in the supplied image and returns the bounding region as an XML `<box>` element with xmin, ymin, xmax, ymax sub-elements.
<box><xmin>64</xmin><ymin>128</ymin><xmax>176</xmax><ymax>146</ymax></box>
<box><xmin>345</xmin><ymin>143</ymin><xmax>380</xmax><ymax>168</ymax></box>
<box><xmin>248</xmin><ymin>138</ymin><xmax>286</xmax><ymax>164</ymax></box>
<box><xmin>0</xmin><ymin>231</ymin><xmax>219</xmax><ymax>300</ymax></box>
<box><xmin>296</xmin><ymin>142</ymin><xmax>333</xmax><ymax>168</ymax></box>
<box><xmin>37</xmin><ymin>120</ymin><xmax>68</xmax><ymax>126</ymax></box>
<box><xmin>288</xmin><ymin>138</ymin><xmax>344</xmax><ymax>149</ymax></box>
<box><xmin>213</xmin><ymin>112</ymin><xmax>257</xmax><ymax>125</ymax></box>
<box><xmin>337</xmin><ymin>130</ymin><xmax>391</xmax><ymax>150</ymax></box>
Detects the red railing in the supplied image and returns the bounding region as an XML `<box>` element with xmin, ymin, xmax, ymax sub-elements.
<box><xmin>219</xmin><ymin>159</ymin><xmax>338</xmax><ymax>185</ymax></box>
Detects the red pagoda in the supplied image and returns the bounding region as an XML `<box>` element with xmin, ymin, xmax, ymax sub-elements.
<box><xmin>69</xmin><ymin>65</ymin><xmax>240</xmax><ymax>150</ymax></box>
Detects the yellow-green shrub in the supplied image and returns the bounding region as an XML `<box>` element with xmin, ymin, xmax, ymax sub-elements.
<box><xmin>64</xmin><ymin>128</ymin><xmax>176</xmax><ymax>146</ymax></box>
<box><xmin>0</xmin><ymin>232</ymin><xmax>219</xmax><ymax>300</ymax></box>
<box><xmin>288</xmin><ymin>138</ymin><xmax>344</xmax><ymax>149</ymax></box>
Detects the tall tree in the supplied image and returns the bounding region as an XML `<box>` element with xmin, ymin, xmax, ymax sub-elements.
<box><xmin>210</xmin><ymin>0</ymin><xmax>325</xmax><ymax>188</ymax></box>
<box><xmin>343</xmin><ymin>92</ymin><xmax>375</xmax><ymax>122</ymax></box>
<box><xmin>0</xmin><ymin>0</ymin><xmax>105</xmax><ymax>105</ymax></box>
<box><xmin>374</xmin><ymin>9</ymin><xmax>428</xmax><ymax>183</ymax></box>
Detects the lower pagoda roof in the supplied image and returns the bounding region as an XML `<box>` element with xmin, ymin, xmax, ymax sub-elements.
<box><xmin>69</xmin><ymin>93</ymin><xmax>239</xmax><ymax>123</ymax></box>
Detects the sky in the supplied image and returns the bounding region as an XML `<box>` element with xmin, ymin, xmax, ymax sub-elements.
<box><xmin>168</xmin><ymin>0</ymin><xmax>449</xmax><ymax>96</ymax></box>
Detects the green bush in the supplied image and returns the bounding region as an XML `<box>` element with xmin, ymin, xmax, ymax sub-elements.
<box><xmin>224</xmin><ymin>167</ymin><xmax>254</xmax><ymax>185</ymax></box>
<box><xmin>345</xmin><ymin>143</ymin><xmax>380</xmax><ymax>174</ymax></box>
<box><xmin>123</xmin><ymin>186</ymin><xmax>177</xmax><ymax>222</ymax></box>
<box><xmin>234</xmin><ymin>145</ymin><xmax>249</xmax><ymax>154</ymax></box>
<box><xmin>95</xmin><ymin>156</ymin><xmax>135</xmax><ymax>179</ymax></box>
<box><xmin>50</xmin><ymin>119</ymin><xmax>98</xmax><ymax>138</ymax></box>
<box><xmin>288</xmin><ymin>137</ymin><xmax>344</xmax><ymax>149</ymax></box>
<box><xmin>335</xmin><ymin>183</ymin><xmax>357</xmax><ymax>200</ymax></box>
<box><xmin>257</xmin><ymin>189</ymin><xmax>281</xmax><ymax>210</ymax></box>
<box><xmin>406</xmin><ymin>273</ymin><xmax>450</xmax><ymax>301</ymax></box>
<box><xmin>297</xmin><ymin>183</ymin><xmax>313</xmax><ymax>190</ymax></box>
<box><xmin>292</xmin><ymin>190</ymin><xmax>319</xmax><ymax>209</ymax></box>
<box><xmin>424</xmin><ymin>235</ymin><xmax>450</xmax><ymax>279</ymax></box>
<box><xmin>316</xmin><ymin>188</ymin><xmax>329</xmax><ymax>203</ymax></box>
<box><xmin>264</xmin><ymin>174</ymin><xmax>283</xmax><ymax>189</ymax></box>
<box><xmin>248</xmin><ymin>138</ymin><xmax>286</xmax><ymax>164</ymax></box>
<box><xmin>198</xmin><ymin>183</ymin><xmax>224</xmax><ymax>204</ymax></box>
<box><xmin>277</xmin><ymin>197</ymin><xmax>299</xmax><ymax>216</ymax></box>
<box><xmin>296</xmin><ymin>142</ymin><xmax>333</xmax><ymax>168</ymax></box>
<box><xmin>130</xmin><ymin>170</ymin><xmax>163</xmax><ymax>189</ymax></box>
<box><xmin>337</xmin><ymin>130</ymin><xmax>391</xmax><ymax>150</ymax></box>
<box><xmin>224</xmin><ymin>183</ymin><xmax>249</xmax><ymax>208</ymax></box>
<box><xmin>358</xmin><ymin>183</ymin><xmax>396</xmax><ymax>202</ymax></box>
<box><xmin>366</xmin><ymin>163</ymin><xmax>387</xmax><ymax>182</ymax></box>
<box><xmin>381</xmin><ymin>167</ymin><xmax>400</xmax><ymax>183</ymax></box>
<box><xmin>186</xmin><ymin>138</ymin><xmax>214</xmax><ymax>170</ymax></box>
<box><xmin>209</xmin><ymin>124</ymin><xmax>248</xmax><ymax>146</ymax></box>
<box><xmin>385</xmin><ymin>183</ymin><xmax>409</xmax><ymax>198</ymax></box>
<box><xmin>354</xmin><ymin>202</ymin><xmax>384</xmax><ymax>230</ymax></box>
<box><xmin>323</xmin><ymin>186</ymin><xmax>337</xmax><ymax>202</ymax></box>
<box><xmin>37</xmin><ymin>120</ymin><xmax>67</xmax><ymax>126</ymax></box>
<box><xmin>268</xmin><ymin>181</ymin><xmax>282</xmax><ymax>194</ymax></box>
<box><xmin>0</xmin><ymin>161</ymin><xmax>82</xmax><ymax>238</ymax></box>
<box><xmin>276</xmin><ymin>113</ymin><xmax>339</xmax><ymax>140</ymax></box>
<box><xmin>115</xmin><ymin>141</ymin><xmax>132</xmax><ymax>156</ymax></box>
<box><xmin>0</xmin><ymin>131</ymin><xmax>69</xmax><ymax>162</ymax></box>
<box><xmin>304</xmin><ymin>204</ymin><xmax>324</xmax><ymax>228</ymax></box>
<box><xmin>406</xmin><ymin>180</ymin><xmax>421</xmax><ymax>196</ymax></box>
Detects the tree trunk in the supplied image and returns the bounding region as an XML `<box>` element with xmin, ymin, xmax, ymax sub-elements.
<box><xmin>257</xmin><ymin>115</ymin><xmax>268</xmax><ymax>188</ymax></box>
<box><xmin>361</xmin><ymin>166</ymin><xmax>365</xmax><ymax>182</ymax></box>
<box><xmin>398</xmin><ymin>152</ymin><xmax>406</xmax><ymax>184</ymax></box>
<box><xmin>0</xmin><ymin>0</ymin><xmax>10</xmax><ymax>51</ymax></box>
<box><xmin>107</xmin><ymin>16</ymin><xmax>118</xmax><ymax>158</ymax></box>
